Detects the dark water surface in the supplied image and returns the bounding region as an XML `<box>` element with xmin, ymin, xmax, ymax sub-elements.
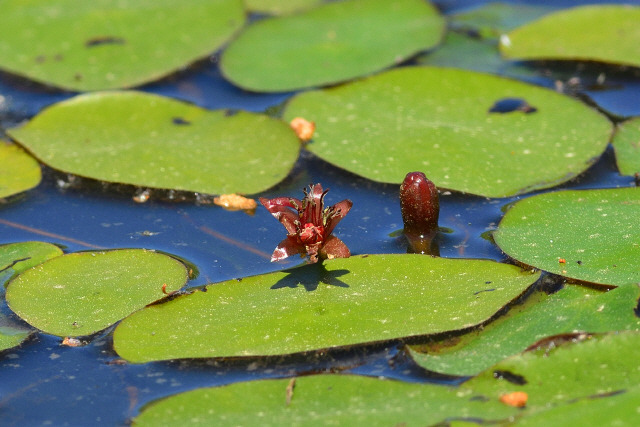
<box><xmin>0</xmin><ymin>1</ymin><xmax>638</xmax><ymax>425</ymax></box>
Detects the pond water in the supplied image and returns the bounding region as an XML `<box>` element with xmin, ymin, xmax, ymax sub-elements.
<box><xmin>0</xmin><ymin>0</ymin><xmax>638</xmax><ymax>425</ymax></box>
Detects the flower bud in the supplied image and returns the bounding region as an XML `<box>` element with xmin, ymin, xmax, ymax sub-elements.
<box><xmin>399</xmin><ymin>172</ymin><xmax>439</xmax><ymax>254</ymax></box>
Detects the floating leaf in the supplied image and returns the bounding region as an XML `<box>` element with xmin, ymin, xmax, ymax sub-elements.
<box><xmin>515</xmin><ymin>385</ymin><xmax>640</xmax><ymax>426</ymax></box>
<box><xmin>1</xmin><ymin>241</ymin><xmax>63</xmax><ymax>352</ymax></box>
<box><xmin>463</xmin><ymin>332</ymin><xmax>640</xmax><ymax>414</ymax></box>
<box><xmin>0</xmin><ymin>325</ymin><xmax>32</xmax><ymax>353</ymax></box>
<box><xmin>220</xmin><ymin>0</ymin><xmax>445</xmax><ymax>92</ymax></box>
<box><xmin>6</xmin><ymin>249</ymin><xmax>188</xmax><ymax>337</ymax></box>
<box><xmin>133</xmin><ymin>333</ymin><xmax>640</xmax><ymax>425</ymax></box>
<box><xmin>8</xmin><ymin>91</ymin><xmax>301</xmax><ymax>195</ymax></box>
<box><xmin>283</xmin><ymin>66</ymin><xmax>612</xmax><ymax>197</ymax></box>
<box><xmin>133</xmin><ymin>374</ymin><xmax>517</xmax><ymax>426</ymax></box>
<box><xmin>499</xmin><ymin>5</ymin><xmax>640</xmax><ymax>68</ymax></box>
<box><xmin>493</xmin><ymin>188</ymin><xmax>640</xmax><ymax>288</ymax></box>
<box><xmin>0</xmin><ymin>0</ymin><xmax>245</xmax><ymax>91</ymax></box>
<box><xmin>409</xmin><ymin>284</ymin><xmax>640</xmax><ymax>376</ymax></box>
<box><xmin>1</xmin><ymin>241</ymin><xmax>63</xmax><ymax>288</ymax></box>
<box><xmin>612</xmin><ymin>118</ymin><xmax>640</xmax><ymax>176</ymax></box>
<box><xmin>113</xmin><ymin>254</ymin><xmax>539</xmax><ymax>362</ymax></box>
<box><xmin>243</xmin><ymin>0</ymin><xmax>322</xmax><ymax>15</ymax></box>
<box><xmin>0</xmin><ymin>141</ymin><xmax>41</xmax><ymax>199</ymax></box>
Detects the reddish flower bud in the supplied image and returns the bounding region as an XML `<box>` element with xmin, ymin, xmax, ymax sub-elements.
<box><xmin>399</xmin><ymin>172</ymin><xmax>439</xmax><ymax>254</ymax></box>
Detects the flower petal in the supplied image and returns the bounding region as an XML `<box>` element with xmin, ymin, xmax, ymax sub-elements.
<box><xmin>270</xmin><ymin>236</ymin><xmax>305</xmax><ymax>262</ymax></box>
<box><xmin>324</xmin><ymin>199</ymin><xmax>353</xmax><ymax>236</ymax></box>
<box><xmin>259</xmin><ymin>197</ymin><xmax>302</xmax><ymax>234</ymax></box>
<box><xmin>319</xmin><ymin>235</ymin><xmax>351</xmax><ymax>260</ymax></box>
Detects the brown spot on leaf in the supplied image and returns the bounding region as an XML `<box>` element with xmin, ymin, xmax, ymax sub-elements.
<box><xmin>85</xmin><ymin>36</ymin><xmax>126</xmax><ymax>47</ymax></box>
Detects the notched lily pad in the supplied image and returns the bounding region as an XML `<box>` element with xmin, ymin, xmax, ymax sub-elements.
<box><xmin>113</xmin><ymin>254</ymin><xmax>539</xmax><ymax>362</ymax></box>
<box><xmin>493</xmin><ymin>188</ymin><xmax>640</xmax><ymax>288</ymax></box>
<box><xmin>283</xmin><ymin>66</ymin><xmax>612</xmax><ymax>197</ymax></box>
<box><xmin>612</xmin><ymin>117</ymin><xmax>640</xmax><ymax>177</ymax></box>
<box><xmin>500</xmin><ymin>5</ymin><xmax>640</xmax><ymax>68</ymax></box>
<box><xmin>409</xmin><ymin>284</ymin><xmax>640</xmax><ymax>376</ymax></box>
<box><xmin>8</xmin><ymin>91</ymin><xmax>301</xmax><ymax>195</ymax></box>
<box><xmin>0</xmin><ymin>141</ymin><xmax>42</xmax><ymax>199</ymax></box>
<box><xmin>0</xmin><ymin>0</ymin><xmax>245</xmax><ymax>91</ymax></box>
<box><xmin>133</xmin><ymin>374</ymin><xmax>517</xmax><ymax>426</ymax></box>
<box><xmin>221</xmin><ymin>0</ymin><xmax>445</xmax><ymax>91</ymax></box>
<box><xmin>6</xmin><ymin>249</ymin><xmax>188</xmax><ymax>337</ymax></box>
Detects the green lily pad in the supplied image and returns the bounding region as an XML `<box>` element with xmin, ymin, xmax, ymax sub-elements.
<box><xmin>409</xmin><ymin>284</ymin><xmax>640</xmax><ymax>376</ymax></box>
<box><xmin>515</xmin><ymin>385</ymin><xmax>640</xmax><ymax>427</ymax></box>
<box><xmin>8</xmin><ymin>91</ymin><xmax>301</xmax><ymax>195</ymax></box>
<box><xmin>0</xmin><ymin>141</ymin><xmax>41</xmax><ymax>199</ymax></box>
<box><xmin>1</xmin><ymin>241</ymin><xmax>63</xmax><ymax>351</ymax></box>
<box><xmin>463</xmin><ymin>332</ymin><xmax>640</xmax><ymax>414</ymax></box>
<box><xmin>612</xmin><ymin>118</ymin><xmax>640</xmax><ymax>176</ymax></box>
<box><xmin>0</xmin><ymin>325</ymin><xmax>32</xmax><ymax>353</ymax></box>
<box><xmin>133</xmin><ymin>374</ymin><xmax>517</xmax><ymax>426</ymax></box>
<box><xmin>133</xmin><ymin>332</ymin><xmax>640</xmax><ymax>426</ymax></box>
<box><xmin>6</xmin><ymin>249</ymin><xmax>188</xmax><ymax>337</ymax></box>
<box><xmin>283</xmin><ymin>66</ymin><xmax>612</xmax><ymax>197</ymax></box>
<box><xmin>493</xmin><ymin>188</ymin><xmax>640</xmax><ymax>288</ymax></box>
<box><xmin>1</xmin><ymin>241</ymin><xmax>64</xmax><ymax>288</ymax></box>
<box><xmin>499</xmin><ymin>5</ymin><xmax>640</xmax><ymax>68</ymax></box>
<box><xmin>113</xmin><ymin>254</ymin><xmax>539</xmax><ymax>362</ymax></box>
<box><xmin>220</xmin><ymin>0</ymin><xmax>445</xmax><ymax>92</ymax></box>
<box><xmin>0</xmin><ymin>0</ymin><xmax>244</xmax><ymax>91</ymax></box>
<box><xmin>243</xmin><ymin>0</ymin><xmax>322</xmax><ymax>15</ymax></box>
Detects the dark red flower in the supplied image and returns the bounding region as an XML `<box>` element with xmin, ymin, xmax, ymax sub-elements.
<box><xmin>259</xmin><ymin>184</ymin><xmax>352</xmax><ymax>263</ymax></box>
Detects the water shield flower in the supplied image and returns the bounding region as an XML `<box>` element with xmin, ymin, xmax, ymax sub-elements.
<box><xmin>259</xmin><ymin>184</ymin><xmax>352</xmax><ymax>263</ymax></box>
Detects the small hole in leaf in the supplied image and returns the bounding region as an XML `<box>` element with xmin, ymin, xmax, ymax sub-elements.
<box><xmin>172</xmin><ymin>117</ymin><xmax>191</xmax><ymax>126</ymax></box>
<box><xmin>489</xmin><ymin>98</ymin><xmax>538</xmax><ymax>114</ymax></box>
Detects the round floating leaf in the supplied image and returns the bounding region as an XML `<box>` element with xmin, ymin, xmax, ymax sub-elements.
<box><xmin>133</xmin><ymin>374</ymin><xmax>517</xmax><ymax>426</ymax></box>
<box><xmin>612</xmin><ymin>118</ymin><xmax>640</xmax><ymax>176</ymax></box>
<box><xmin>0</xmin><ymin>142</ymin><xmax>41</xmax><ymax>199</ymax></box>
<box><xmin>220</xmin><ymin>0</ymin><xmax>445</xmax><ymax>92</ymax></box>
<box><xmin>8</xmin><ymin>91</ymin><xmax>301</xmax><ymax>195</ymax></box>
<box><xmin>409</xmin><ymin>284</ymin><xmax>640</xmax><ymax>376</ymax></box>
<box><xmin>1</xmin><ymin>241</ymin><xmax>63</xmax><ymax>287</ymax></box>
<box><xmin>0</xmin><ymin>0</ymin><xmax>244</xmax><ymax>91</ymax></box>
<box><xmin>463</xmin><ymin>332</ymin><xmax>640</xmax><ymax>414</ymax></box>
<box><xmin>113</xmin><ymin>254</ymin><xmax>539</xmax><ymax>362</ymax></box>
<box><xmin>516</xmin><ymin>385</ymin><xmax>640</xmax><ymax>427</ymax></box>
<box><xmin>6</xmin><ymin>249</ymin><xmax>188</xmax><ymax>337</ymax></box>
<box><xmin>0</xmin><ymin>325</ymin><xmax>32</xmax><ymax>353</ymax></box>
<box><xmin>243</xmin><ymin>0</ymin><xmax>322</xmax><ymax>15</ymax></box>
<box><xmin>499</xmin><ymin>5</ymin><xmax>640</xmax><ymax>68</ymax></box>
<box><xmin>283</xmin><ymin>66</ymin><xmax>612</xmax><ymax>197</ymax></box>
<box><xmin>494</xmin><ymin>188</ymin><xmax>640</xmax><ymax>288</ymax></box>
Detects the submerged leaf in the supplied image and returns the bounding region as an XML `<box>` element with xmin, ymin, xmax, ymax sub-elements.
<box><xmin>6</xmin><ymin>249</ymin><xmax>188</xmax><ymax>337</ymax></box>
<box><xmin>113</xmin><ymin>255</ymin><xmax>539</xmax><ymax>362</ymax></box>
<box><xmin>500</xmin><ymin>5</ymin><xmax>640</xmax><ymax>68</ymax></box>
<box><xmin>221</xmin><ymin>0</ymin><xmax>445</xmax><ymax>91</ymax></box>
<box><xmin>8</xmin><ymin>91</ymin><xmax>300</xmax><ymax>195</ymax></box>
<box><xmin>0</xmin><ymin>0</ymin><xmax>245</xmax><ymax>91</ymax></box>
<box><xmin>283</xmin><ymin>66</ymin><xmax>612</xmax><ymax>197</ymax></box>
